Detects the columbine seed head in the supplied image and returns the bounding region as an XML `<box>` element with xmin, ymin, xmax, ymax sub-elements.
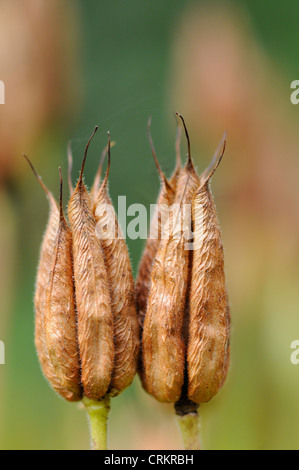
<box><xmin>27</xmin><ymin>128</ymin><xmax>139</xmax><ymax>402</ymax></box>
<box><xmin>139</xmin><ymin>114</ymin><xmax>230</xmax><ymax>406</ymax></box>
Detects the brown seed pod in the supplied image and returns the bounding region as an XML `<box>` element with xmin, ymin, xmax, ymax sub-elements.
<box><xmin>93</xmin><ymin>133</ymin><xmax>139</xmax><ymax>396</ymax></box>
<box><xmin>141</xmin><ymin>114</ymin><xmax>200</xmax><ymax>403</ymax></box>
<box><xmin>43</xmin><ymin>169</ymin><xmax>81</xmax><ymax>402</ymax></box>
<box><xmin>187</xmin><ymin>135</ymin><xmax>230</xmax><ymax>404</ymax></box>
<box><xmin>135</xmin><ymin>118</ymin><xmax>181</xmax><ymax>331</ymax></box>
<box><xmin>24</xmin><ymin>156</ymin><xmax>80</xmax><ymax>401</ymax></box>
<box><xmin>68</xmin><ymin>127</ymin><xmax>114</xmax><ymax>400</ymax></box>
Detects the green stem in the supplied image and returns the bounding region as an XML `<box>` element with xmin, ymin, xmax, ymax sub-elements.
<box><xmin>83</xmin><ymin>395</ymin><xmax>111</xmax><ymax>450</ymax></box>
<box><xmin>176</xmin><ymin>411</ymin><xmax>201</xmax><ymax>450</ymax></box>
<box><xmin>175</xmin><ymin>397</ymin><xmax>201</xmax><ymax>450</ymax></box>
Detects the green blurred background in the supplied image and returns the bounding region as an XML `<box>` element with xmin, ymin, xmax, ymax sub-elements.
<box><xmin>1</xmin><ymin>0</ymin><xmax>299</xmax><ymax>450</ymax></box>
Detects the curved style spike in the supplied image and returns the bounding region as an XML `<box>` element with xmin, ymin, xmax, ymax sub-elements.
<box><xmin>200</xmin><ymin>133</ymin><xmax>227</xmax><ymax>187</ymax></box>
<box><xmin>67</xmin><ymin>142</ymin><xmax>74</xmax><ymax>196</ymax></box>
<box><xmin>23</xmin><ymin>154</ymin><xmax>52</xmax><ymax>199</ymax></box>
<box><xmin>59</xmin><ymin>167</ymin><xmax>64</xmax><ymax>220</ymax></box>
<box><xmin>99</xmin><ymin>132</ymin><xmax>111</xmax><ymax>193</ymax></box>
<box><xmin>91</xmin><ymin>140</ymin><xmax>116</xmax><ymax>200</ymax></box>
<box><xmin>147</xmin><ymin>116</ymin><xmax>172</xmax><ymax>191</ymax></box>
<box><xmin>175</xmin><ymin>113</ymin><xmax>193</xmax><ymax>169</ymax></box>
<box><xmin>78</xmin><ymin>126</ymin><xmax>99</xmax><ymax>186</ymax></box>
<box><xmin>175</xmin><ymin>119</ymin><xmax>182</xmax><ymax>172</ymax></box>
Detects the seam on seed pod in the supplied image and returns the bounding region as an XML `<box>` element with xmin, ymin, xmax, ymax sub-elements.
<box><xmin>68</xmin><ymin>127</ymin><xmax>114</xmax><ymax>400</ymax></box>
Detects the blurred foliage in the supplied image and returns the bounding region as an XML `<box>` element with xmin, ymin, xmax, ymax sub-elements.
<box><xmin>1</xmin><ymin>0</ymin><xmax>299</xmax><ymax>450</ymax></box>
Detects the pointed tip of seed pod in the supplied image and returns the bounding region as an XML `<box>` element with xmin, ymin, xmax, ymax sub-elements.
<box><xmin>23</xmin><ymin>153</ymin><xmax>38</xmax><ymax>178</ymax></box>
<box><xmin>92</xmin><ymin>138</ymin><xmax>116</xmax><ymax>199</ymax></box>
<box><xmin>175</xmin><ymin>116</ymin><xmax>182</xmax><ymax>162</ymax></box>
<box><xmin>106</xmin><ymin>131</ymin><xmax>112</xmax><ymax>179</ymax></box>
<box><xmin>146</xmin><ymin>116</ymin><xmax>162</xmax><ymax>179</ymax></box>
<box><xmin>78</xmin><ymin>126</ymin><xmax>99</xmax><ymax>186</ymax></box>
<box><xmin>147</xmin><ymin>116</ymin><xmax>172</xmax><ymax>191</ymax></box>
<box><xmin>175</xmin><ymin>113</ymin><xmax>194</xmax><ymax>171</ymax></box>
<box><xmin>22</xmin><ymin>153</ymin><xmax>53</xmax><ymax>201</ymax></box>
<box><xmin>107</xmin><ymin>131</ymin><xmax>111</xmax><ymax>169</ymax></box>
<box><xmin>67</xmin><ymin>141</ymin><xmax>74</xmax><ymax>195</ymax></box>
<box><xmin>175</xmin><ymin>116</ymin><xmax>182</xmax><ymax>171</ymax></box>
<box><xmin>200</xmin><ymin>131</ymin><xmax>227</xmax><ymax>187</ymax></box>
<box><xmin>59</xmin><ymin>167</ymin><xmax>64</xmax><ymax>220</ymax></box>
<box><xmin>98</xmin><ymin>131</ymin><xmax>111</xmax><ymax>193</ymax></box>
<box><xmin>99</xmin><ymin>131</ymin><xmax>111</xmax><ymax>193</ymax></box>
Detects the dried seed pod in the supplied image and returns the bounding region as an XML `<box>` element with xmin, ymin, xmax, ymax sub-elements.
<box><xmin>135</xmin><ymin>118</ymin><xmax>180</xmax><ymax>330</ymax></box>
<box><xmin>68</xmin><ymin>127</ymin><xmax>114</xmax><ymax>400</ymax></box>
<box><xmin>188</xmin><ymin>136</ymin><xmax>230</xmax><ymax>404</ymax></box>
<box><xmin>43</xmin><ymin>169</ymin><xmax>81</xmax><ymax>402</ymax></box>
<box><xmin>141</xmin><ymin>114</ymin><xmax>200</xmax><ymax>403</ymax></box>
<box><xmin>94</xmin><ymin>134</ymin><xmax>139</xmax><ymax>396</ymax></box>
<box><xmin>24</xmin><ymin>156</ymin><xmax>80</xmax><ymax>401</ymax></box>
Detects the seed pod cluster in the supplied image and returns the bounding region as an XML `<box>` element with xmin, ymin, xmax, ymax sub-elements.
<box><xmin>27</xmin><ymin>128</ymin><xmax>139</xmax><ymax>402</ymax></box>
<box><xmin>139</xmin><ymin>114</ymin><xmax>230</xmax><ymax>405</ymax></box>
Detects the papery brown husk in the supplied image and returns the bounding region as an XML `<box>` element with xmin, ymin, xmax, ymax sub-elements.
<box><xmin>135</xmin><ymin>180</ymin><xmax>175</xmax><ymax>331</ymax></box>
<box><xmin>94</xmin><ymin>178</ymin><xmax>139</xmax><ymax>396</ymax></box>
<box><xmin>35</xmin><ymin>192</ymin><xmax>81</xmax><ymax>401</ymax></box>
<box><xmin>187</xmin><ymin>182</ymin><xmax>230</xmax><ymax>404</ymax></box>
<box><xmin>135</xmin><ymin>136</ymin><xmax>181</xmax><ymax>331</ymax></box>
<box><xmin>43</xmin><ymin>189</ymin><xmax>81</xmax><ymax>402</ymax></box>
<box><xmin>68</xmin><ymin>178</ymin><xmax>114</xmax><ymax>400</ymax></box>
<box><xmin>142</xmin><ymin>160</ymin><xmax>199</xmax><ymax>403</ymax></box>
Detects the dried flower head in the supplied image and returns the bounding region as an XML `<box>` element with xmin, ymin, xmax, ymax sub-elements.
<box><xmin>141</xmin><ymin>116</ymin><xmax>200</xmax><ymax>403</ymax></box>
<box><xmin>29</xmin><ymin>127</ymin><xmax>139</xmax><ymax>404</ymax></box>
<box><xmin>140</xmin><ymin>114</ymin><xmax>230</xmax><ymax>405</ymax></box>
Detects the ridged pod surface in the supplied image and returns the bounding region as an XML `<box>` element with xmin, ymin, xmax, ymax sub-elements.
<box><xmin>43</xmin><ymin>170</ymin><xmax>81</xmax><ymax>401</ymax></box>
<box><xmin>68</xmin><ymin>129</ymin><xmax>114</xmax><ymax>400</ymax></box>
<box><xmin>140</xmin><ymin>115</ymin><xmax>230</xmax><ymax>406</ymax></box>
<box><xmin>25</xmin><ymin>156</ymin><xmax>81</xmax><ymax>401</ymax></box>
<box><xmin>187</xmin><ymin>145</ymin><xmax>230</xmax><ymax>404</ymax></box>
<box><xmin>94</xmin><ymin>136</ymin><xmax>139</xmax><ymax>396</ymax></box>
<box><xmin>135</xmin><ymin>120</ymin><xmax>181</xmax><ymax>331</ymax></box>
<box><xmin>142</xmin><ymin>122</ymin><xmax>200</xmax><ymax>403</ymax></box>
